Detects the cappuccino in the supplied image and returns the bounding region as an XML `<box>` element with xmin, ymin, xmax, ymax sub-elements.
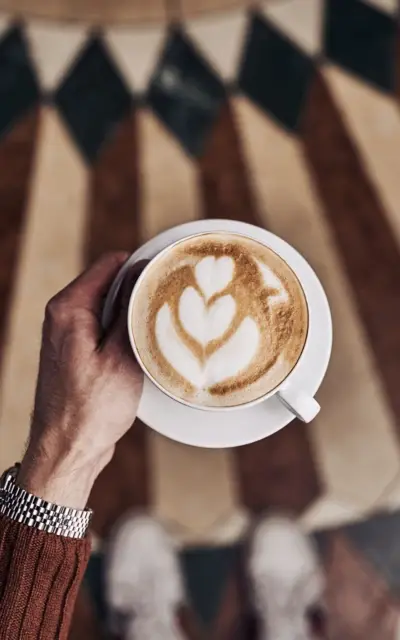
<box><xmin>130</xmin><ymin>233</ymin><xmax>308</xmax><ymax>408</ymax></box>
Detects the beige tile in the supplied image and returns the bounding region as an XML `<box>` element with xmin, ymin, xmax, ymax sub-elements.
<box><xmin>187</xmin><ymin>9</ymin><xmax>247</xmax><ymax>81</ymax></box>
<box><xmin>374</xmin><ymin>471</ymin><xmax>400</xmax><ymax>511</ymax></box>
<box><xmin>138</xmin><ymin>108</ymin><xmax>200</xmax><ymax>242</ymax></box>
<box><xmin>178</xmin><ymin>0</ymin><xmax>248</xmax><ymax>20</ymax></box>
<box><xmin>150</xmin><ymin>433</ymin><xmax>244</xmax><ymax>545</ymax></box>
<box><xmin>301</xmin><ymin>495</ymin><xmax>365</xmax><ymax>532</ymax></box>
<box><xmin>0</xmin><ymin>107</ymin><xmax>88</xmax><ymax>470</ymax></box>
<box><xmin>26</xmin><ymin>20</ymin><xmax>88</xmax><ymax>91</ymax></box>
<box><xmin>263</xmin><ymin>0</ymin><xmax>324</xmax><ymax>56</ymax></box>
<box><xmin>363</xmin><ymin>0</ymin><xmax>398</xmax><ymax>14</ymax></box>
<box><xmin>105</xmin><ymin>24</ymin><xmax>166</xmax><ymax>94</ymax></box>
<box><xmin>233</xmin><ymin>97</ymin><xmax>400</xmax><ymax>509</ymax></box>
<box><xmin>0</xmin><ymin>0</ymin><xmax>166</xmax><ymax>24</ymax></box>
<box><xmin>324</xmin><ymin>65</ymin><xmax>400</xmax><ymax>248</ymax></box>
<box><xmin>0</xmin><ymin>13</ymin><xmax>10</xmax><ymax>37</ymax></box>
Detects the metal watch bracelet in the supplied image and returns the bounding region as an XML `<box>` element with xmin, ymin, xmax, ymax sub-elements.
<box><xmin>0</xmin><ymin>464</ymin><xmax>92</xmax><ymax>539</ymax></box>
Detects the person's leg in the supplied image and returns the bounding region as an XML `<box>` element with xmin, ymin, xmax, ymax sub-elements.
<box><xmin>248</xmin><ymin>514</ymin><xmax>325</xmax><ymax>640</ymax></box>
<box><xmin>106</xmin><ymin>514</ymin><xmax>187</xmax><ymax>640</ymax></box>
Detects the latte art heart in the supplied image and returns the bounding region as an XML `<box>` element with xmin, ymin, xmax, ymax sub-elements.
<box><xmin>156</xmin><ymin>303</ymin><xmax>259</xmax><ymax>388</ymax></box>
<box><xmin>179</xmin><ymin>287</ymin><xmax>236</xmax><ymax>346</ymax></box>
<box><xmin>195</xmin><ymin>256</ymin><xmax>234</xmax><ymax>300</ymax></box>
<box><xmin>131</xmin><ymin>233</ymin><xmax>309</xmax><ymax>408</ymax></box>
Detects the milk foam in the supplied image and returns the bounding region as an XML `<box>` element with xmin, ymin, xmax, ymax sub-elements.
<box><xmin>131</xmin><ymin>233</ymin><xmax>308</xmax><ymax>408</ymax></box>
<box><xmin>179</xmin><ymin>287</ymin><xmax>236</xmax><ymax>346</ymax></box>
<box><xmin>155</xmin><ymin>302</ymin><xmax>259</xmax><ymax>389</ymax></box>
<box><xmin>194</xmin><ymin>255</ymin><xmax>234</xmax><ymax>300</ymax></box>
<box><xmin>256</xmin><ymin>260</ymin><xmax>289</xmax><ymax>305</ymax></box>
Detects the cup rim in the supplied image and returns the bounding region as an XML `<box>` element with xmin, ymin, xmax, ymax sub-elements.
<box><xmin>127</xmin><ymin>230</ymin><xmax>310</xmax><ymax>412</ymax></box>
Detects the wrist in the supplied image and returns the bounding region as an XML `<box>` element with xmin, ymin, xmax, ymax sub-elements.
<box><xmin>18</xmin><ymin>445</ymin><xmax>110</xmax><ymax>510</ymax></box>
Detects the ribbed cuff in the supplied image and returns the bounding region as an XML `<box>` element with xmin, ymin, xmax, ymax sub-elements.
<box><xmin>0</xmin><ymin>514</ymin><xmax>91</xmax><ymax>639</ymax></box>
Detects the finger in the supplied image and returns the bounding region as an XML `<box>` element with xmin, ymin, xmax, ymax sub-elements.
<box><xmin>104</xmin><ymin>260</ymin><xmax>149</xmax><ymax>352</ymax></box>
<box><xmin>61</xmin><ymin>252</ymin><xmax>129</xmax><ymax>316</ymax></box>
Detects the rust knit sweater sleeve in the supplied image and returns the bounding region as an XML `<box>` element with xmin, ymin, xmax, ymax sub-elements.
<box><xmin>0</xmin><ymin>514</ymin><xmax>91</xmax><ymax>639</ymax></box>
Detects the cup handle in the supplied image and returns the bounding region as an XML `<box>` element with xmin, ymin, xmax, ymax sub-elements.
<box><xmin>277</xmin><ymin>386</ymin><xmax>320</xmax><ymax>423</ymax></box>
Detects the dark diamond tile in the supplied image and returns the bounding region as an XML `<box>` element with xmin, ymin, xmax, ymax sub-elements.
<box><xmin>147</xmin><ymin>27</ymin><xmax>226</xmax><ymax>157</ymax></box>
<box><xmin>238</xmin><ymin>13</ymin><xmax>315</xmax><ymax>131</ymax></box>
<box><xmin>324</xmin><ymin>0</ymin><xmax>396</xmax><ymax>93</ymax></box>
<box><xmin>0</xmin><ymin>26</ymin><xmax>39</xmax><ymax>138</ymax></box>
<box><xmin>54</xmin><ymin>37</ymin><xmax>132</xmax><ymax>164</ymax></box>
<box><xmin>84</xmin><ymin>555</ymin><xmax>107</xmax><ymax>624</ymax></box>
<box><xmin>180</xmin><ymin>546</ymin><xmax>238</xmax><ymax>628</ymax></box>
<box><xmin>338</xmin><ymin>512</ymin><xmax>400</xmax><ymax>596</ymax></box>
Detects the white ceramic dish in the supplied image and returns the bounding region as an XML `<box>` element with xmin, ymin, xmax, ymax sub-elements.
<box><xmin>102</xmin><ymin>219</ymin><xmax>332</xmax><ymax>448</ymax></box>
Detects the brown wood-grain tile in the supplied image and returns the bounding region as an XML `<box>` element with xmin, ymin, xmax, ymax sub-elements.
<box><xmin>396</xmin><ymin>24</ymin><xmax>400</xmax><ymax>104</ymax></box>
<box><xmin>86</xmin><ymin>113</ymin><xmax>150</xmax><ymax>534</ymax></box>
<box><xmin>177</xmin><ymin>605</ymin><xmax>205</xmax><ymax>640</ymax></box>
<box><xmin>199</xmin><ymin>99</ymin><xmax>260</xmax><ymax>225</ymax></box>
<box><xmin>235</xmin><ymin>420</ymin><xmax>321</xmax><ymax>514</ymax></box>
<box><xmin>212</xmin><ymin>560</ymin><xmax>254</xmax><ymax>640</ymax></box>
<box><xmin>301</xmin><ymin>70</ymin><xmax>400</xmax><ymax>433</ymax></box>
<box><xmin>0</xmin><ymin>108</ymin><xmax>39</xmax><ymax>367</ymax></box>
<box><xmin>89</xmin><ymin>420</ymin><xmax>150</xmax><ymax>537</ymax></box>
<box><xmin>323</xmin><ymin>533</ymin><xmax>398</xmax><ymax>640</ymax></box>
<box><xmin>85</xmin><ymin>111</ymin><xmax>140</xmax><ymax>265</ymax></box>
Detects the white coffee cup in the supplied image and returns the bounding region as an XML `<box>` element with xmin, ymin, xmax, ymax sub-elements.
<box><xmin>126</xmin><ymin>231</ymin><xmax>321</xmax><ymax>423</ymax></box>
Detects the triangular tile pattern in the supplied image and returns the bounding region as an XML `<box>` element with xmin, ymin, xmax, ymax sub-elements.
<box><xmin>323</xmin><ymin>0</ymin><xmax>397</xmax><ymax>93</ymax></box>
<box><xmin>147</xmin><ymin>27</ymin><xmax>226</xmax><ymax>157</ymax></box>
<box><xmin>301</xmin><ymin>495</ymin><xmax>365</xmax><ymax>531</ymax></box>
<box><xmin>377</xmin><ymin>472</ymin><xmax>400</xmax><ymax>511</ymax></box>
<box><xmin>341</xmin><ymin>512</ymin><xmax>400</xmax><ymax>594</ymax></box>
<box><xmin>0</xmin><ymin>26</ymin><xmax>39</xmax><ymax>138</ymax></box>
<box><xmin>235</xmin><ymin>419</ymin><xmax>321</xmax><ymax>514</ymax></box>
<box><xmin>238</xmin><ymin>12</ymin><xmax>315</xmax><ymax>131</ymax></box>
<box><xmin>302</xmin><ymin>70</ymin><xmax>400</xmax><ymax>431</ymax></box>
<box><xmin>90</xmin><ymin>421</ymin><xmax>150</xmax><ymax>537</ymax></box>
<box><xmin>181</xmin><ymin>546</ymin><xmax>239</xmax><ymax>628</ymax></box>
<box><xmin>0</xmin><ymin>14</ymin><xmax>10</xmax><ymax>37</ymax></box>
<box><xmin>137</xmin><ymin>107</ymin><xmax>199</xmax><ymax>242</ymax></box>
<box><xmin>320</xmin><ymin>533</ymin><xmax>398</xmax><ymax>639</ymax></box>
<box><xmin>0</xmin><ymin>107</ymin><xmax>88</xmax><ymax>470</ymax></box>
<box><xmin>199</xmin><ymin>99</ymin><xmax>260</xmax><ymax>224</ymax></box>
<box><xmin>54</xmin><ymin>36</ymin><xmax>132</xmax><ymax>163</ymax></box>
<box><xmin>263</xmin><ymin>0</ymin><xmax>324</xmax><ymax>56</ymax></box>
<box><xmin>323</xmin><ymin>64</ymin><xmax>400</xmax><ymax>246</ymax></box>
<box><xmin>186</xmin><ymin>9</ymin><xmax>248</xmax><ymax>81</ymax></box>
<box><xmin>362</xmin><ymin>0</ymin><xmax>398</xmax><ymax>14</ymax></box>
<box><xmin>0</xmin><ymin>109</ymin><xmax>39</xmax><ymax>382</ymax></box>
<box><xmin>26</xmin><ymin>21</ymin><xmax>88</xmax><ymax>91</ymax></box>
<box><xmin>105</xmin><ymin>24</ymin><xmax>165</xmax><ymax>94</ymax></box>
<box><xmin>86</xmin><ymin>112</ymin><xmax>140</xmax><ymax>263</ymax></box>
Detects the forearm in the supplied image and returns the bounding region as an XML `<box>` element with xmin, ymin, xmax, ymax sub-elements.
<box><xmin>0</xmin><ymin>514</ymin><xmax>91</xmax><ymax>640</ymax></box>
<box><xmin>0</xmin><ymin>451</ymin><xmax>98</xmax><ymax>640</ymax></box>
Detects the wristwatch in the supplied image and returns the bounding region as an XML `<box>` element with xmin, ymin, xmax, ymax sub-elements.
<box><xmin>0</xmin><ymin>464</ymin><xmax>92</xmax><ymax>539</ymax></box>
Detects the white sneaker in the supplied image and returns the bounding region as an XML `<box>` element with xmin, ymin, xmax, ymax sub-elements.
<box><xmin>106</xmin><ymin>513</ymin><xmax>187</xmax><ymax>640</ymax></box>
<box><xmin>248</xmin><ymin>515</ymin><xmax>325</xmax><ymax>640</ymax></box>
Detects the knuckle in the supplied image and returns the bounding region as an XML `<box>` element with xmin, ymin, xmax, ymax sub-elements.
<box><xmin>45</xmin><ymin>295</ymin><xmax>71</xmax><ymax>325</ymax></box>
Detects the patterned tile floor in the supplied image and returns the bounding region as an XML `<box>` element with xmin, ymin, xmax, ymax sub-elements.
<box><xmin>0</xmin><ymin>0</ymin><xmax>400</xmax><ymax>637</ymax></box>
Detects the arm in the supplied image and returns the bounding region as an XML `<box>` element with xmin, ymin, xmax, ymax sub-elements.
<box><xmin>0</xmin><ymin>253</ymin><xmax>143</xmax><ymax>640</ymax></box>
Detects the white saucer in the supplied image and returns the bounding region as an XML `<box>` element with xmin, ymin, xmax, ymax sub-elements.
<box><xmin>102</xmin><ymin>220</ymin><xmax>332</xmax><ymax>448</ymax></box>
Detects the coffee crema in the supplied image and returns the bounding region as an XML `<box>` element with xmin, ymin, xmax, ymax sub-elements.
<box><xmin>130</xmin><ymin>233</ymin><xmax>308</xmax><ymax>408</ymax></box>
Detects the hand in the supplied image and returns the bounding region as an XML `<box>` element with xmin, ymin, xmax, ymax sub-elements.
<box><xmin>17</xmin><ymin>253</ymin><xmax>143</xmax><ymax>509</ymax></box>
